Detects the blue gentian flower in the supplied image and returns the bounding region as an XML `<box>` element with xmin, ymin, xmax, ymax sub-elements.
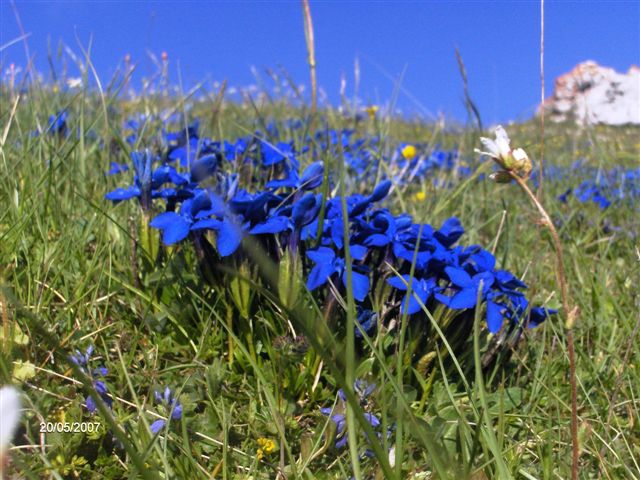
<box><xmin>150</xmin><ymin>190</ymin><xmax>220</xmax><ymax>244</ymax></box>
<box><xmin>266</xmin><ymin>160</ymin><xmax>324</xmax><ymax>191</ymax></box>
<box><xmin>321</xmin><ymin>379</ymin><xmax>380</xmax><ymax>450</ymax></box>
<box><xmin>558</xmin><ymin>188</ymin><xmax>572</xmax><ymax>203</ymax></box>
<box><xmin>355</xmin><ymin>308</ymin><xmax>377</xmax><ymax>338</ymax></box>
<box><xmin>299</xmin><ymin>161</ymin><xmax>325</xmax><ymax>190</ymax></box>
<box><xmin>319</xmin><ymin>411</ymin><xmax>347</xmax><ymax>449</ymax></box>
<box><xmin>387</xmin><ymin>275</ymin><xmax>438</xmax><ymax>315</ymax></box>
<box><xmin>356</xmin><ymin>210</ymin><xmax>396</xmax><ymax>247</ymax></box>
<box><xmin>338</xmin><ymin>379</ymin><xmax>376</xmax><ymax>404</ymax></box>
<box><xmin>391</xmin><ymin>221</ymin><xmax>436</xmax><ymax>269</ymax></box>
<box><xmin>150</xmin><ymin>386</ymin><xmax>183</xmax><ymax>434</ymax></box>
<box><xmin>306</xmin><ymin>246</ymin><xmax>370</xmax><ymax>301</ymax></box>
<box><xmin>434</xmin><ymin>217</ymin><xmax>465</xmax><ymax>247</ymax></box>
<box><xmin>192</xmin><ymin>215</ymin><xmax>244</xmax><ymax>257</ymax></box>
<box><xmin>436</xmin><ymin>266</ymin><xmax>495</xmax><ymax>310</ymax></box>
<box><xmin>47</xmin><ymin>110</ymin><xmax>68</xmax><ymax>136</ymax></box>
<box><xmin>529</xmin><ymin>306</ymin><xmax>558</xmax><ymax>328</ymax></box>
<box><xmin>261</xmin><ymin>141</ymin><xmax>298</xmax><ymax>168</ymax></box>
<box><xmin>349</xmin><ymin>180</ymin><xmax>392</xmax><ymax>217</ymax></box>
<box><xmin>229</xmin><ymin>190</ymin><xmax>284</xmax><ymax>223</ymax></box>
<box><xmin>223</xmin><ymin>138</ymin><xmax>249</xmax><ymax>160</ymax></box>
<box><xmin>107</xmin><ymin>162</ymin><xmax>129</xmax><ymax>175</ymax></box>
<box><xmin>105</xmin><ymin>150</ymin><xmax>154</xmax><ymax>208</ymax></box>
<box><xmin>70</xmin><ymin>346</ymin><xmax>112</xmax><ymax>412</ymax></box>
<box><xmin>250</xmin><ymin>193</ymin><xmax>320</xmax><ymax>235</ymax></box>
<box><xmin>189</xmin><ymin>154</ymin><xmax>220</xmax><ymax>183</ymax></box>
<box><xmin>70</xmin><ymin>345</ymin><xmax>94</xmax><ymax>368</ymax></box>
<box><xmin>164</xmin><ymin>120</ymin><xmax>200</xmax><ymax>148</ymax></box>
<box><xmin>168</xmin><ymin>137</ymin><xmax>199</xmax><ymax>166</ymax></box>
<box><xmin>131</xmin><ymin>149</ymin><xmax>153</xmax><ymax>185</ymax></box>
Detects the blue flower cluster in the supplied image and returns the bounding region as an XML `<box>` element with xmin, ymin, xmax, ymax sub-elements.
<box><xmin>150</xmin><ymin>387</ymin><xmax>183</xmax><ymax>434</ymax></box>
<box><xmin>321</xmin><ymin>380</ymin><xmax>389</xmax><ymax>454</ymax></box>
<box><xmin>31</xmin><ymin>110</ymin><xmax>69</xmax><ymax>138</ymax></box>
<box><xmin>314</xmin><ymin>129</ymin><xmax>467</xmax><ymax>186</ymax></box>
<box><xmin>104</xmin><ymin>119</ymin><xmax>556</xmax><ymax>335</ymax></box>
<box><xmin>70</xmin><ymin>346</ymin><xmax>112</xmax><ymax>413</ymax></box>
<box><xmin>557</xmin><ymin>166</ymin><xmax>640</xmax><ymax>210</ymax></box>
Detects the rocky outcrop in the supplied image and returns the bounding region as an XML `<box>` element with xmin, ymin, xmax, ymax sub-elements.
<box><xmin>540</xmin><ymin>61</ymin><xmax>640</xmax><ymax>125</ymax></box>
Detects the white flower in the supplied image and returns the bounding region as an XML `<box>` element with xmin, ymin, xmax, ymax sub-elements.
<box><xmin>477</xmin><ymin>125</ymin><xmax>512</xmax><ymax>161</ymax></box>
<box><xmin>0</xmin><ymin>386</ymin><xmax>22</xmax><ymax>458</ymax></box>
<box><xmin>66</xmin><ymin>77</ymin><xmax>83</xmax><ymax>89</ymax></box>
<box><xmin>475</xmin><ymin>125</ymin><xmax>532</xmax><ymax>178</ymax></box>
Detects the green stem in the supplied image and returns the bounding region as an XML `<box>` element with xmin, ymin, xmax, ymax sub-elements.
<box><xmin>226</xmin><ymin>304</ymin><xmax>234</xmax><ymax>366</ymax></box>
<box><xmin>338</xmin><ymin>142</ymin><xmax>362</xmax><ymax>480</ymax></box>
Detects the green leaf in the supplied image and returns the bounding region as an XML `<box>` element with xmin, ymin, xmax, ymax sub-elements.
<box><xmin>229</xmin><ymin>263</ymin><xmax>252</xmax><ymax>319</ymax></box>
<box><xmin>278</xmin><ymin>250</ymin><xmax>302</xmax><ymax>309</ymax></box>
<box><xmin>13</xmin><ymin>360</ymin><xmax>36</xmax><ymax>381</ymax></box>
<box><xmin>0</xmin><ymin>324</ymin><xmax>29</xmax><ymax>346</ymax></box>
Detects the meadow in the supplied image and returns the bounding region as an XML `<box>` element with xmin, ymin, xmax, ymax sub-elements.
<box><xmin>1</xmin><ymin>65</ymin><xmax>639</xmax><ymax>479</ymax></box>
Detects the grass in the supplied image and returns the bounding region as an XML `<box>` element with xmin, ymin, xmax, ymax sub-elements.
<box><xmin>1</xmin><ymin>72</ymin><xmax>639</xmax><ymax>480</ymax></box>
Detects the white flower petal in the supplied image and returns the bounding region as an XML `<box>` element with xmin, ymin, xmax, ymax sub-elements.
<box><xmin>0</xmin><ymin>386</ymin><xmax>22</xmax><ymax>455</ymax></box>
<box><xmin>512</xmin><ymin>147</ymin><xmax>529</xmax><ymax>162</ymax></box>
<box><xmin>479</xmin><ymin>137</ymin><xmax>499</xmax><ymax>158</ymax></box>
<box><xmin>494</xmin><ymin>125</ymin><xmax>511</xmax><ymax>158</ymax></box>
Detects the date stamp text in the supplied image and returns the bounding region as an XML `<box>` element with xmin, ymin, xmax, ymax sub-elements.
<box><xmin>39</xmin><ymin>422</ymin><xmax>102</xmax><ymax>434</ymax></box>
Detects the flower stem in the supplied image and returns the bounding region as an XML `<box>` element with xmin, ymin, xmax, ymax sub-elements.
<box><xmin>301</xmin><ymin>0</ymin><xmax>317</xmax><ymax>118</ymax></box>
<box><xmin>508</xmin><ymin>170</ymin><xmax>579</xmax><ymax>480</ymax></box>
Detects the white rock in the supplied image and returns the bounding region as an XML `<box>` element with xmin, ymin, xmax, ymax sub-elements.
<box><xmin>540</xmin><ymin>61</ymin><xmax>640</xmax><ymax>125</ymax></box>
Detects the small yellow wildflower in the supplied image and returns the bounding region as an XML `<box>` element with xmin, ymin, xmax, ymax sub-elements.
<box><xmin>414</xmin><ymin>191</ymin><xmax>426</xmax><ymax>201</ymax></box>
<box><xmin>256</xmin><ymin>437</ymin><xmax>276</xmax><ymax>460</ymax></box>
<box><xmin>401</xmin><ymin>144</ymin><xmax>417</xmax><ymax>160</ymax></box>
<box><xmin>365</xmin><ymin>105</ymin><xmax>379</xmax><ymax>120</ymax></box>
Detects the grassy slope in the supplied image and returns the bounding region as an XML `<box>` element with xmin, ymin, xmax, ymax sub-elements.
<box><xmin>1</xmin><ymin>85</ymin><xmax>639</xmax><ymax>479</ymax></box>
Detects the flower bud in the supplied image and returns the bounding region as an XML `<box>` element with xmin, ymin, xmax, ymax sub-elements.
<box><xmin>512</xmin><ymin>147</ymin><xmax>533</xmax><ymax>179</ymax></box>
<box><xmin>489</xmin><ymin>171</ymin><xmax>513</xmax><ymax>183</ymax></box>
<box><xmin>365</xmin><ymin>105</ymin><xmax>378</xmax><ymax>120</ymax></box>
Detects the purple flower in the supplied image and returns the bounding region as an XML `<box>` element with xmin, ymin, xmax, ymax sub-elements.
<box><xmin>70</xmin><ymin>346</ymin><xmax>112</xmax><ymax>412</ymax></box>
<box><xmin>150</xmin><ymin>386</ymin><xmax>183</xmax><ymax>434</ymax></box>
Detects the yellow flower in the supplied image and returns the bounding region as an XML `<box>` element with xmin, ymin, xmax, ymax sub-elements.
<box><xmin>257</xmin><ymin>437</ymin><xmax>276</xmax><ymax>456</ymax></box>
<box><xmin>414</xmin><ymin>191</ymin><xmax>426</xmax><ymax>201</ymax></box>
<box><xmin>401</xmin><ymin>145</ymin><xmax>417</xmax><ymax>160</ymax></box>
<box><xmin>365</xmin><ymin>105</ymin><xmax>379</xmax><ymax>120</ymax></box>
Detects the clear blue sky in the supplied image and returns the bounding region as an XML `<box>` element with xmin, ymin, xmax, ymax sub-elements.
<box><xmin>1</xmin><ymin>1</ymin><xmax>639</xmax><ymax>124</ymax></box>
